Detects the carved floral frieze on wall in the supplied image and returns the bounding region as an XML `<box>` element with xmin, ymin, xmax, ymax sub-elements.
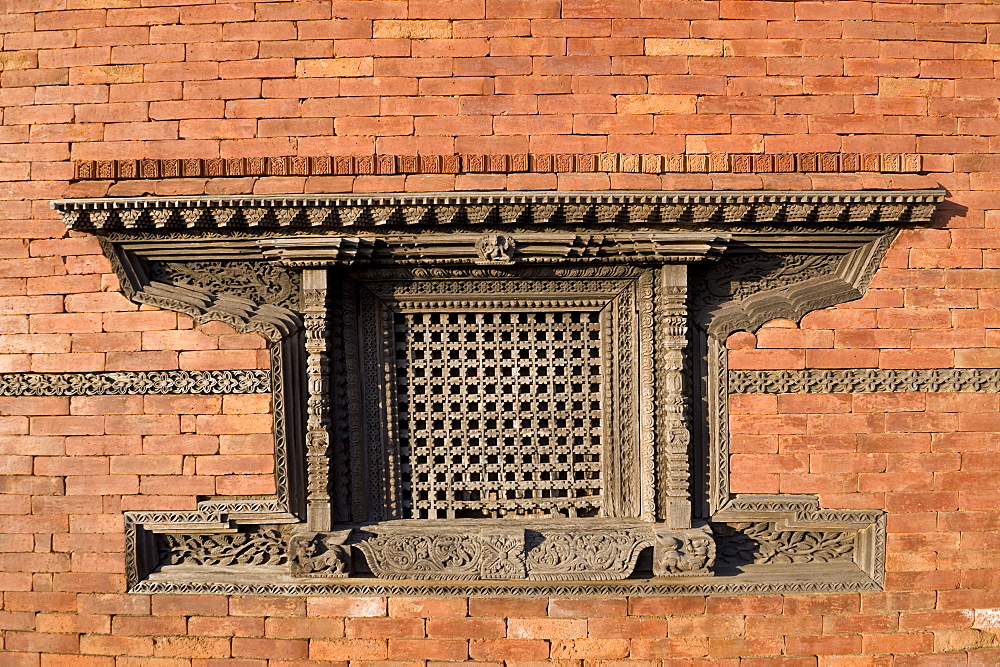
<box><xmin>54</xmin><ymin>190</ymin><xmax>942</xmax><ymax>596</ymax></box>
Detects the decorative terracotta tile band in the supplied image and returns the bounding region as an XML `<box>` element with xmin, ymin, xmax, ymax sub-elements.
<box><xmin>74</xmin><ymin>153</ymin><xmax>923</xmax><ymax>181</ymax></box>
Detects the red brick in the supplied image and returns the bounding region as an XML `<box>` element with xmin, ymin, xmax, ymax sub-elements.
<box><xmin>508</xmin><ymin>618</ymin><xmax>586</xmax><ymax>639</ymax></box>
<box><xmin>388</xmin><ymin>639</ymin><xmax>469</xmax><ymax>660</ymax></box>
<box><xmin>113</xmin><ymin>615</ymin><xmax>187</xmax><ymax>636</ymax></box>
<box><xmin>232</xmin><ymin>638</ymin><xmax>308</xmax><ymax>660</ymax></box>
<box><xmin>308</xmin><ymin>597</ymin><xmax>386</xmax><ymax>617</ymax></box>
<box><xmin>470</xmin><ymin>639</ymin><xmax>549</xmax><ymax>660</ymax></box>
<box><xmin>709</xmin><ymin>636</ymin><xmax>784</xmax><ymax>658</ymax></box>
<box><xmin>7</xmin><ymin>631</ymin><xmax>80</xmax><ymax>654</ymax></box>
<box><xmin>669</xmin><ymin>615</ymin><xmax>745</xmax><ymax>638</ymax></box>
<box><xmin>728</xmin><ymin>349</ymin><xmax>806</xmax><ymax>370</ymax></box>
<box><xmin>152</xmin><ymin>595</ymin><xmax>228</xmax><ymax>617</ymax></box>
<box><xmin>805</xmin><ymin>348</ymin><xmax>879</xmax><ymax>369</ymax></box>
<box><xmin>469</xmin><ymin>598</ymin><xmax>547</xmax><ymax>617</ymax></box>
<box><xmin>746</xmin><ymin>614</ymin><xmax>823</xmax><ymax>637</ymax></box>
<box><xmin>310</xmin><ymin>639</ymin><xmax>387</xmax><ymax>660</ymax></box>
<box><xmin>264</xmin><ymin>617</ymin><xmax>345</xmax><ymax>639</ymax></box>
<box><xmin>548</xmin><ymin>598</ymin><xmax>627</xmax><ymax>617</ymax></box>
<box><xmin>631</xmin><ymin>637</ymin><xmax>709</xmax><ymax>659</ymax></box>
<box><xmin>346</xmin><ymin>617</ymin><xmax>424</xmax><ymax>638</ymax></box>
<box><xmin>587</xmin><ymin>617</ymin><xmax>668</xmax><ymax>638</ymax></box>
<box><xmin>786</xmin><ymin>635</ymin><xmax>863</xmax><ymax>656</ymax></box>
<box><xmin>777</xmin><ymin>394</ymin><xmax>852</xmax><ymax>414</ymax></box>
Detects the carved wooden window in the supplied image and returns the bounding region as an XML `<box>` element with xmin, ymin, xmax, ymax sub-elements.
<box><xmin>301</xmin><ymin>257</ymin><xmax>714</xmax><ymax>581</ymax></box>
<box><xmin>332</xmin><ymin>268</ymin><xmax>652</xmax><ymax>525</ymax></box>
<box><xmin>53</xmin><ymin>190</ymin><xmax>942</xmax><ymax>596</ymax></box>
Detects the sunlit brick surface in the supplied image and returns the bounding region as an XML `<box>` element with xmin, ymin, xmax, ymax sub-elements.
<box><xmin>2</xmin><ymin>0</ymin><xmax>1000</xmax><ymax>662</ymax></box>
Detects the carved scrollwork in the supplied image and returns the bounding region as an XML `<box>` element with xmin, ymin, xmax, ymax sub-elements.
<box><xmin>713</xmin><ymin>522</ymin><xmax>856</xmax><ymax>567</ymax></box>
<box><xmin>159</xmin><ymin>528</ymin><xmax>289</xmax><ymax>567</ymax></box>
<box><xmin>147</xmin><ymin>260</ymin><xmax>301</xmax><ymax>311</ymax></box>
<box><xmin>525</xmin><ymin>528</ymin><xmax>651</xmax><ymax>581</ymax></box>
<box><xmin>356</xmin><ymin>531</ymin><xmax>482</xmax><ymax>580</ymax></box>
<box><xmin>689</xmin><ymin>253</ymin><xmax>843</xmax><ymax>317</ymax></box>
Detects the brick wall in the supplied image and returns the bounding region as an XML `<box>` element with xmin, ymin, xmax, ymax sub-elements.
<box><xmin>2</xmin><ymin>0</ymin><xmax>1000</xmax><ymax>663</ymax></box>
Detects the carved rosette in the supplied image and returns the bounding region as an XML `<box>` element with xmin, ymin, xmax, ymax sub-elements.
<box><xmin>481</xmin><ymin>529</ymin><xmax>528</xmax><ymax>580</ymax></box>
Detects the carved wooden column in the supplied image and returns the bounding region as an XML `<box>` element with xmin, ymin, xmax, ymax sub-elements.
<box><xmin>655</xmin><ymin>264</ymin><xmax>692</xmax><ymax>528</ymax></box>
<box><xmin>302</xmin><ymin>269</ymin><xmax>332</xmax><ymax>531</ymax></box>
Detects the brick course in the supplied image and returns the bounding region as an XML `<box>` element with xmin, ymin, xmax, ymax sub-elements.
<box><xmin>2</xmin><ymin>0</ymin><xmax>1000</xmax><ymax>663</ymax></box>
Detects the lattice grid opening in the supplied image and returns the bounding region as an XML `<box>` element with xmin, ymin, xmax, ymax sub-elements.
<box><xmin>394</xmin><ymin>310</ymin><xmax>604</xmax><ymax>519</ymax></box>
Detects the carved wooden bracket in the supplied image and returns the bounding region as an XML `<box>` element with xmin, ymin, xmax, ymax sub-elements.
<box><xmin>54</xmin><ymin>189</ymin><xmax>943</xmax><ymax>596</ymax></box>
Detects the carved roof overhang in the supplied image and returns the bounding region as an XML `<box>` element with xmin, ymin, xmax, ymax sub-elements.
<box><xmin>54</xmin><ymin>189</ymin><xmax>945</xmax><ymax>337</ymax></box>
<box><xmin>55</xmin><ymin>189</ymin><xmax>944</xmax><ymax>267</ymax></box>
<box><xmin>56</xmin><ymin>189</ymin><xmax>943</xmax><ymax>234</ymax></box>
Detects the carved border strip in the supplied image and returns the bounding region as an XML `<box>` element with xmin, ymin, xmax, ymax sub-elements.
<box><xmin>731</xmin><ymin>368</ymin><xmax>1000</xmax><ymax>394</ymax></box>
<box><xmin>0</xmin><ymin>370</ymin><xmax>271</xmax><ymax>396</ymax></box>
<box><xmin>132</xmin><ymin>574</ymin><xmax>879</xmax><ymax>598</ymax></box>
<box><xmin>73</xmin><ymin>153</ymin><xmax>924</xmax><ymax>180</ymax></box>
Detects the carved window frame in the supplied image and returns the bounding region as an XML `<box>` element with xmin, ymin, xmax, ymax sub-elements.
<box><xmin>334</xmin><ymin>268</ymin><xmax>652</xmax><ymax>524</ymax></box>
<box><xmin>53</xmin><ymin>189</ymin><xmax>943</xmax><ymax>596</ymax></box>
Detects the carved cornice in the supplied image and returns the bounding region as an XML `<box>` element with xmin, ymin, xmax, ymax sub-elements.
<box><xmin>0</xmin><ymin>370</ymin><xmax>270</xmax><ymax>396</ymax></box>
<box><xmin>72</xmin><ymin>152</ymin><xmax>924</xmax><ymax>181</ymax></box>
<box><xmin>731</xmin><ymin>368</ymin><xmax>1000</xmax><ymax>394</ymax></box>
<box><xmin>54</xmin><ymin>190</ymin><xmax>943</xmax><ymax>234</ymax></box>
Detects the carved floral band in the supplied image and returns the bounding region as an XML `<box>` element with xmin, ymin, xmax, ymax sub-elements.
<box><xmin>5</xmin><ymin>368</ymin><xmax>993</xmax><ymax>397</ymax></box>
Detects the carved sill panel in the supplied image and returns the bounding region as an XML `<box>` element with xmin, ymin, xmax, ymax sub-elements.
<box><xmin>350</xmin><ymin>522</ymin><xmax>713</xmax><ymax>582</ymax></box>
<box><xmin>53</xmin><ymin>190</ymin><xmax>943</xmax><ymax>595</ymax></box>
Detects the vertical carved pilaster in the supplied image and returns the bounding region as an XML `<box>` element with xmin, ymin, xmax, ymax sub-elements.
<box><xmin>707</xmin><ymin>335</ymin><xmax>730</xmax><ymax>516</ymax></box>
<box><xmin>635</xmin><ymin>270</ymin><xmax>657</xmax><ymax>521</ymax></box>
<box><xmin>656</xmin><ymin>264</ymin><xmax>692</xmax><ymax>528</ymax></box>
<box><xmin>303</xmin><ymin>269</ymin><xmax>332</xmax><ymax>531</ymax></box>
